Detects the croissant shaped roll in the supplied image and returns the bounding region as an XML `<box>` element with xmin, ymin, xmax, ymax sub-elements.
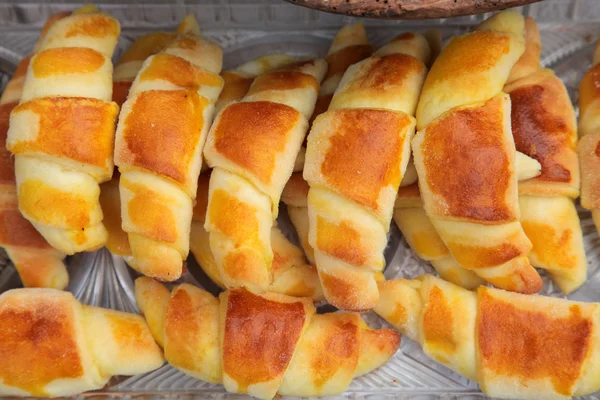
<box><xmin>114</xmin><ymin>16</ymin><xmax>224</xmax><ymax>281</ymax></box>
<box><xmin>6</xmin><ymin>6</ymin><xmax>120</xmax><ymax>255</ymax></box>
<box><xmin>579</xmin><ymin>40</ymin><xmax>600</xmax><ymax>234</ymax></box>
<box><xmin>190</xmin><ymin>171</ymin><xmax>324</xmax><ymax>300</ymax></box>
<box><xmin>303</xmin><ymin>32</ymin><xmax>433</xmax><ymax>311</ymax></box>
<box><xmin>375</xmin><ymin>275</ymin><xmax>600</xmax><ymax>400</ymax></box>
<box><xmin>204</xmin><ymin>59</ymin><xmax>326</xmax><ymax>291</ymax></box>
<box><xmin>0</xmin><ymin>288</ymin><xmax>164</xmax><ymax>397</ymax></box>
<box><xmin>135</xmin><ymin>277</ymin><xmax>399</xmax><ymax>400</ymax></box>
<box><xmin>412</xmin><ymin>11</ymin><xmax>543</xmax><ymax>294</ymax></box>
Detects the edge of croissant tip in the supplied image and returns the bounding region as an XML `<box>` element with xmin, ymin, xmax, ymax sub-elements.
<box><xmin>177</xmin><ymin>14</ymin><xmax>202</xmax><ymax>36</ymax></box>
<box><xmin>73</xmin><ymin>3</ymin><xmax>100</xmax><ymax>15</ymax></box>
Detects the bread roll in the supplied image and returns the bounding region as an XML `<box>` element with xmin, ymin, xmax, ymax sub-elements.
<box><xmin>303</xmin><ymin>32</ymin><xmax>431</xmax><ymax>310</ymax></box>
<box><xmin>412</xmin><ymin>10</ymin><xmax>543</xmax><ymax>294</ymax></box>
<box><xmin>375</xmin><ymin>275</ymin><xmax>600</xmax><ymax>399</ymax></box>
<box><xmin>503</xmin><ymin>18</ymin><xmax>585</xmax><ymax>294</ymax></box>
<box><xmin>136</xmin><ymin>277</ymin><xmax>399</xmax><ymax>399</ymax></box>
<box><xmin>6</xmin><ymin>5</ymin><xmax>120</xmax><ymax>254</ymax></box>
<box><xmin>190</xmin><ymin>172</ymin><xmax>323</xmax><ymax>300</ymax></box>
<box><xmin>114</xmin><ymin>16</ymin><xmax>224</xmax><ymax>281</ymax></box>
<box><xmin>0</xmin><ymin>288</ymin><xmax>163</xmax><ymax>397</ymax></box>
<box><xmin>204</xmin><ymin>59</ymin><xmax>326</xmax><ymax>291</ymax></box>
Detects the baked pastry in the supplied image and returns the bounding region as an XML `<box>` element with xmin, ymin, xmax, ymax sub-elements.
<box><xmin>135</xmin><ymin>277</ymin><xmax>400</xmax><ymax>399</ymax></box>
<box><xmin>215</xmin><ymin>54</ymin><xmax>296</xmax><ymax>114</ymax></box>
<box><xmin>0</xmin><ymin>287</ymin><xmax>163</xmax><ymax>397</ymax></box>
<box><xmin>504</xmin><ymin>17</ymin><xmax>585</xmax><ymax>294</ymax></box>
<box><xmin>114</xmin><ymin>16</ymin><xmax>224</xmax><ymax>281</ymax></box>
<box><xmin>190</xmin><ymin>171</ymin><xmax>323</xmax><ymax>300</ymax></box>
<box><xmin>579</xmin><ymin>40</ymin><xmax>600</xmax><ymax>233</ymax></box>
<box><xmin>101</xmin><ymin>19</ymin><xmax>196</xmax><ymax>266</ymax></box>
<box><xmin>412</xmin><ymin>10</ymin><xmax>543</xmax><ymax>293</ymax></box>
<box><xmin>203</xmin><ymin>59</ymin><xmax>326</xmax><ymax>291</ymax></box>
<box><xmin>6</xmin><ymin>5</ymin><xmax>120</xmax><ymax>254</ymax></box>
<box><xmin>303</xmin><ymin>32</ymin><xmax>432</xmax><ymax>310</ymax></box>
<box><xmin>0</xmin><ymin>13</ymin><xmax>71</xmax><ymax>289</ymax></box>
<box><xmin>282</xmin><ymin>172</ymin><xmax>315</xmax><ymax>265</ymax></box>
<box><xmin>375</xmin><ymin>274</ymin><xmax>600</xmax><ymax>399</ymax></box>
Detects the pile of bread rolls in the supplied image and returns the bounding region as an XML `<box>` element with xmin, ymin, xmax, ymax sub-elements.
<box><xmin>1</xmin><ymin>4</ymin><xmax>600</xmax><ymax>399</ymax></box>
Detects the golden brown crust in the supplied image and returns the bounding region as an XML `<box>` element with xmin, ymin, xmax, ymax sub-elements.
<box><xmin>0</xmin><ymin>209</ymin><xmax>51</xmax><ymax>249</ymax></box>
<box><xmin>9</xmin><ymin>97</ymin><xmax>118</xmax><ymax>169</ymax></box>
<box><xmin>247</xmin><ymin>71</ymin><xmax>318</xmax><ymax>97</ymax></box>
<box><xmin>139</xmin><ymin>53</ymin><xmax>222</xmax><ymax>90</ymax></box>
<box><xmin>310</xmin><ymin>94</ymin><xmax>333</xmax><ymax>125</ymax></box>
<box><xmin>0</xmin><ymin>292</ymin><xmax>85</xmax><ymax>397</ymax></box>
<box><xmin>419</xmin><ymin>95</ymin><xmax>515</xmax><ymax>223</ymax></box>
<box><xmin>281</xmin><ymin>172</ymin><xmax>309</xmax><ymax>206</ymax></box>
<box><xmin>216</xmin><ymin>72</ymin><xmax>254</xmax><ymax>110</ymax></box>
<box><xmin>316</xmin><ymin>217</ymin><xmax>368</xmax><ymax>267</ymax></box>
<box><xmin>32</xmin><ymin>48</ymin><xmax>105</xmax><ymax>77</ymax></box>
<box><xmin>477</xmin><ymin>288</ymin><xmax>593</xmax><ymax>396</ymax></box>
<box><xmin>192</xmin><ymin>171</ymin><xmax>211</xmax><ymax>223</ymax></box>
<box><xmin>422</xmin><ymin>286</ymin><xmax>457</xmax><ymax>354</ymax></box>
<box><xmin>211</xmin><ymin>101</ymin><xmax>302</xmax><ymax>186</ymax></box>
<box><xmin>579</xmin><ymin>63</ymin><xmax>600</xmax><ymax>137</ymax></box>
<box><xmin>318</xmin><ymin>109</ymin><xmax>413</xmax><ymax>216</ymax></box>
<box><xmin>63</xmin><ymin>14</ymin><xmax>119</xmax><ymax>40</ymax></box>
<box><xmin>506</xmin><ymin>17</ymin><xmax>540</xmax><ymax>84</ymax></box>
<box><xmin>0</xmin><ymin>103</ymin><xmax>16</xmax><ymax>186</ymax></box>
<box><xmin>324</xmin><ymin>44</ymin><xmax>373</xmax><ymax>81</ymax></box>
<box><xmin>222</xmin><ymin>288</ymin><xmax>308</xmax><ymax>392</ymax></box>
<box><xmin>120</xmin><ymin>90</ymin><xmax>208</xmax><ymax>187</ymax></box>
<box><xmin>112</xmin><ymin>81</ymin><xmax>132</xmax><ymax>107</ymax></box>
<box><xmin>505</xmin><ymin>70</ymin><xmax>578</xmax><ymax>189</ymax></box>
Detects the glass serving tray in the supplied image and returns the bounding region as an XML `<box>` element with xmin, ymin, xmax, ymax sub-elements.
<box><xmin>0</xmin><ymin>1</ymin><xmax>600</xmax><ymax>398</ymax></box>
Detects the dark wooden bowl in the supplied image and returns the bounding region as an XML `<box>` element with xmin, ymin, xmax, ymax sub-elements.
<box><xmin>283</xmin><ymin>0</ymin><xmax>542</xmax><ymax>20</ymax></box>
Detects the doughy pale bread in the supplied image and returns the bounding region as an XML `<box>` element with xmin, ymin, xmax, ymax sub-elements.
<box><xmin>114</xmin><ymin>16</ymin><xmax>224</xmax><ymax>281</ymax></box>
<box><xmin>303</xmin><ymin>32</ymin><xmax>432</xmax><ymax>310</ymax></box>
<box><xmin>579</xmin><ymin>39</ymin><xmax>600</xmax><ymax>234</ymax></box>
<box><xmin>0</xmin><ymin>288</ymin><xmax>163</xmax><ymax>397</ymax></box>
<box><xmin>503</xmin><ymin>18</ymin><xmax>585</xmax><ymax>294</ymax></box>
<box><xmin>0</xmin><ymin>12</ymin><xmax>71</xmax><ymax>289</ymax></box>
<box><xmin>190</xmin><ymin>172</ymin><xmax>324</xmax><ymax>300</ymax></box>
<box><xmin>203</xmin><ymin>59</ymin><xmax>326</xmax><ymax>291</ymax></box>
<box><xmin>135</xmin><ymin>277</ymin><xmax>399</xmax><ymax>399</ymax></box>
<box><xmin>375</xmin><ymin>275</ymin><xmax>600</xmax><ymax>400</ymax></box>
<box><xmin>6</xmin><ymin>5</ymin><xmax>120</xmax><ymax>254</ymax></box>
<box><xmin>412</xmin><ymin>11</ymin><xmax>542</xmax><ymax>294</ymax></box>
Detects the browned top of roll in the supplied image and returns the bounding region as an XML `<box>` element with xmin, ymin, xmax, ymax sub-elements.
<box><xmin>9</xmin><ymin>97</ymin><xmax>118</xmax><ymax>169</ymax></box>
<box><xmin>317</xmin><ymin>108</ymin><xmax>413</xmax><ymax>217</ymax></box>
<box><xmin>210</xmin><ymin>101</ymin><xmax>302</xmax><ymax>186</ymax></box>
<box><xmin>419</xmin><ymin>95</ymin><xmax>515</xmax><ymax>223</ymax></box>
<box><xmin>222</xmin><ymin>289</ymin><xmax>311</xmax><ymax>391</ymax></box>
<box><xmin>119</xmin><ymin>90</ymin><xmax>208</xmax><ymax>188</ymax></box>
<box><xmin>505</xmin><ymin>70</ymin><xmax>577</xmax><ymax>186</ymax></box>
<box><xmin>477</xmin><ymin>287</ymin><xmax>594</xmax><ymax>396</ymax></box>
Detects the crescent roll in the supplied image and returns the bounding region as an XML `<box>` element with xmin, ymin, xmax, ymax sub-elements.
<box><xmin>135</xmin><ymin>277</ymin><xmax>399</xmax><ymax>399</ymax></box>
<box><xmin>6</xmin><ymin>5</ymin><xmax>120</xmax><ymax>254</ymax></box>
<box><xmin>0</xmin><ymin>13</ymin><xmax>70</xmax><ymax>289</ymax></box>
<box><xmin>204</xmin><ymin>59</ymin><xmax>326</xmax><ymax>291</ymax></box>
<box><xmin>303</xmin><ymin>32</ymin><xmax>432</xmax><ymax>310</ymax></box>
<box><xmin>0</xmin><ymin>288</ymin><xmax>163</xmax><ymax>397</ymax></box>
<box><xmin>114</xmin><ymin>16</ymin><xmax>224</xmax><ymax>281</ymax></box>
<box><xmin>375</xmin><ymin>275</ymin><xmax>600</xmax><ymax>399</ymax></box>
<box><xmin>190</xmin><ymin>171</ymin><xmax>324</xmax><ymax>300</ymax></box>
<box><xmin>412</xmin><ymin>10</ymin><xmax>543</xmax><ymax>294</ymax></box>
<box><xmin>502</xmin><ymin>17</ymin><xmax>585</xmax><ymax>294</ymax></box>
<box><xmin>579</xmin><ymin>40</ymin><xmax>600</xmax><ymax>234</ymax></box>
